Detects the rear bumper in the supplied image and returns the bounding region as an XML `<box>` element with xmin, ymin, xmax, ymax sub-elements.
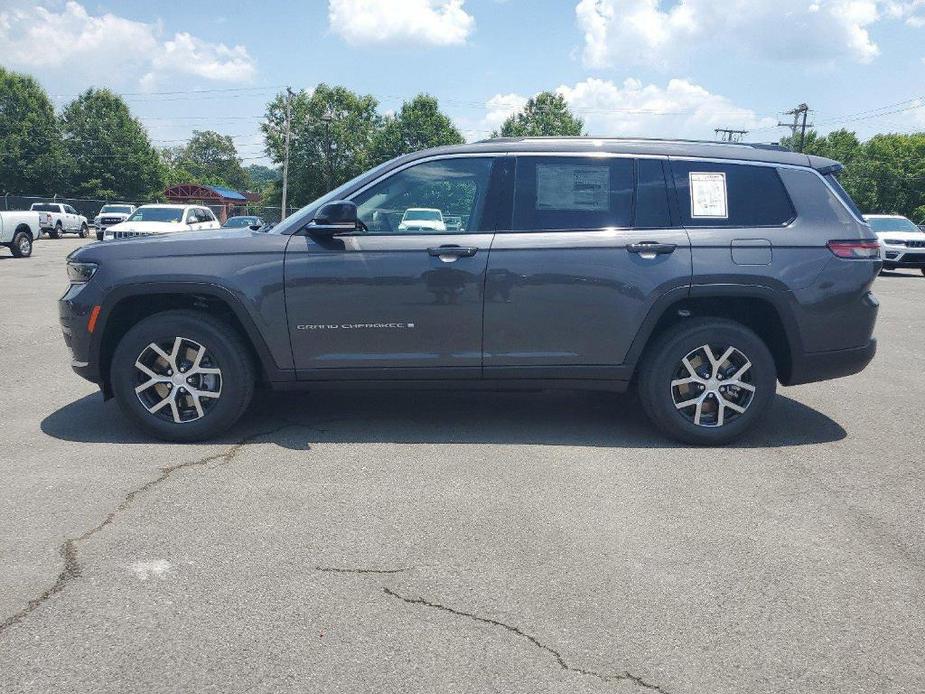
<box><xmin>785</xmin><ymin>338</ymin><xmax>877</xmax><ymax>386</ymax></box>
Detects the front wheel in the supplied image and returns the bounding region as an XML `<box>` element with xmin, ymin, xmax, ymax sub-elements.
<box><xmin>9</xmin><ymin>231</ymin><xmax>33</xmax><ymax>258</ymax></box>
<box><xmin>638</xmin><ymin>318</ymin><xmax>777</xmax><ymax>445</ymax></box>
<box><xmin>111</xmin><ymin>310</ymin><xmax>255</xmax><ymax>441</ymax></box>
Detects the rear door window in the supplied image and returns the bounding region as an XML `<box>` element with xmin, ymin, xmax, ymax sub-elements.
<box><xmin>513</xmin><ymin>156</ymin><xmax>634</xmax><ymax>231</ymax></box>
<box><xmin>670</xmin><ymin>161</ymin><xmax>795</xmax><ymax>227</ymax></box>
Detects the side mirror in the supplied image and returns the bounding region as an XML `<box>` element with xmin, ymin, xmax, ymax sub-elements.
<box><xmin>306</xmin><ymin>200</ymin><xmax>359</xmax><ymax>236</ymax></box>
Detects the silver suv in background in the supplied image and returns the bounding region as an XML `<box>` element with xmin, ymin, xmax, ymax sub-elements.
<box><xmin>864</xmin><ymin>214</ymin><xmax>925</xmax><ymax>276</ymax></box>
<box><xmin>93</xmin><ymin>204</ymin><xmax>137</xmax><ymax>241</ymax></box>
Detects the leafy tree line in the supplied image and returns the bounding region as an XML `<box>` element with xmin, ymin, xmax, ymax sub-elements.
<box><xmin>783</xmin><ymin>129</ymin><xmax>925</xmax><ymax>221</ymax></box>
<box><xmin>0</xmin><ymin>67</ymin><xmax>271</xmax><ymax>201</ymax></box>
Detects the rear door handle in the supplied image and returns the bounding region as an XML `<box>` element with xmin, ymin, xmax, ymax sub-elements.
<box><xmin>627</xmin><ymin>242</ymin><xmax>677</xmax><ymax>256</ymax></box>
<box><xmin>427</xmin><ymin>245</ymin><xmax>479</xmax><ymax>258</ymax></box>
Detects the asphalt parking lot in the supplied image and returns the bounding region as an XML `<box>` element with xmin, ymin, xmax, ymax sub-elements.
<box><xmin>0</xmin><ymin>237</ymin><xmax>923</xmax><ymax>694</ymax></box>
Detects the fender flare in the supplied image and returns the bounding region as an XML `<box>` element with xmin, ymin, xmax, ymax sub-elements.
<box><xmin>92</xmin><ymin>281</ymin><xmax>294</xmax><ymax>387</ymax></box>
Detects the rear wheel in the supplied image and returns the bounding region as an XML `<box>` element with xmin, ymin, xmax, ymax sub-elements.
<box><xmin>50</xmin><ymin>222</ymin><xmax>63</xmax><ymax>239</ymax></box>
<box><xmin>638</xmin><ymin>318</ymin><xmax>777</xmax><ymax>445</ymax></box>
<box><xmin>111</xmin><ymin>310</ymin><xmax>255</xmax><ymax>441</ymax></box>
<box><xmin>9</xmin><ymin>231</ymin><xmax>32</xmax><ymax>258</ymax></box>
<box><xmin>79</xmin><ymin>223</ymin><xmax>88</xmax><ymax>238</ymax></box>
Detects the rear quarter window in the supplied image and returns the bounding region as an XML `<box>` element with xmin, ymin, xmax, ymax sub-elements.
<box><xmin>670</xmin><ymin>161</ymin><xmax>795</xmax><ymax>227</ymax></box>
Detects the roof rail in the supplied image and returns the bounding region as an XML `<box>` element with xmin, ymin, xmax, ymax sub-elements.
<box><xmin>476</xmin><ymin>135</ymin><xmax>787</xmax><ymax>151</ymax></box>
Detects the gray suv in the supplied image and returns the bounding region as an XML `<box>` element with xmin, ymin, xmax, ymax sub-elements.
<box><xmin>59</xmin><ymin>137</ymin><xmax>880</xmax><ymax>444</ymax></box>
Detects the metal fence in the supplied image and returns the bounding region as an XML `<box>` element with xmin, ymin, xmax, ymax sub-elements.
<box><xmin>1</xmin><ymin>193</ymin><xmax>299</xmax><ymax>225</ymax></box>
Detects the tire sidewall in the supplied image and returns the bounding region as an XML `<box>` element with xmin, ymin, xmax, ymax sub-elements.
<box><xmin>640</xmin><ymin>320</ymin><xmax>777</xmax><ymax>445</ymax></box>
<box><xmin>11</xmin><ymin>232</ymin><xmax>32</xmax><ymax>257</ymax></box>
<box><xmin>111</xmin><ymin>312</ymin><xmax>254</xmax><ymax>441</ymax></box>
<box><xmin>53</xmin><ymin>223</ymin><xmax>63</xmax><ymax>239</ymax></box>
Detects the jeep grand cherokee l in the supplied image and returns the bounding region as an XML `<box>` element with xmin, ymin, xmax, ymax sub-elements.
<box><xmin>59</xmin><ymin>137</ymin><xmax>880</xmax><ymax>445</ymax></box>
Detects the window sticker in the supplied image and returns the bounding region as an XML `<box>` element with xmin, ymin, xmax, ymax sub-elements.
<box><xmin>689</xmin><ymin>172</ymin><xmax>728</xmax><ymax>219</ymax></box>
<box><xmin>536</xmin><ymin>164</ymin><xmax>610</xmax><ymax>211</ymax></box>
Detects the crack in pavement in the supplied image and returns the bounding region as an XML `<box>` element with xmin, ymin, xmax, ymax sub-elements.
<box><xmin>382</xmin><ymin>586</ymin><xmax>671</xmax><ymax>694</ymax></box>
<box><xmin>315</xmin><ymin>566</ymin><xmax>412</xmax><ymax>575</ymax></box>
<box><xmin>0</xmin><ymin>421</ymin><xmax>304</xmax><ymax>637</ymax></box>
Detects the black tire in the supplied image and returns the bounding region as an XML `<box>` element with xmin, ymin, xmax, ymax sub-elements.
<box><xmin>51</xmin><ymin>222</ymin><xmax>63</xmax><ymax>239</ymax></box>
<box><xmin>96</xmin><ymin>229</ymin><xmax>104</xmax><ymax>241</ymax></box>
<box><xmin>9</xmin><ymin>230</ymin><xmax>32</xmax><ymax>258</ymax></box>
<box><xmin>638</xmin><ymin>318</ymin><xmax>777</xmax><ymax>445</ymax></box>
<box><xmin>111</xmin><ymin>310</ymin><xmax>255</xmax><ymax>442</ymax></box>
<box><xmin>79</xmin><ymin>223</ymin><xmax>88</xmax><ymax>238</ymax></box>
<box><xmin>921</xmin><ymin>269</ymin><xmax>925</xmax><ymax>277</ymax></box>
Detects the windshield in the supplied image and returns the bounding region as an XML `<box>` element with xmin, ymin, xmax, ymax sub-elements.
<box><xmin>404</xmin><ymin>209</ymin><xmax>442</xmax><ymax>221</ymax></box>
<box><xmin>31</xmin><ymin>204</ymin><xmax>58</xmax><ymax>212</ymax></box>
<box><xmin>101</xmin><ymin>205</ymin><xmax>133</xmax><ymax>214</ymax></box>
<box><xmin>270</xmin><ymin>157</ymin><xmax>399</xmax><ymax>235</ymax></box>
<box><xmin>866</xmin><ymin>216</ymin><xmax>920</xmax><ymax>232</ymax></box>
<box><xmin>224</xmin><ymin>216</ymin><xmax>258</xmax><ymax>227</ymax></box>
<box><xmin>127</xmin><ymin>207</ymin><xmax>184</xmax><ymax>223</ymax></box>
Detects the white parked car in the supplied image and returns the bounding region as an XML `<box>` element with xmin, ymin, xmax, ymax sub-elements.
<box><xmin>398</xmin><ymin>207</ymin><xmax>446</xmax><ymax>232</ymax></box>
<box><xmin>0</xmin><ymin>209</ymin><xmax>52</xmax><ymax>257</ymax></box>
<box><xmin>29</xmin><ymin>202</ymin><xmax>89</xmax><ymax>239</ymax></box>
<box><xmin>864</xmin><ymin>214</ymin><xmax>925</xmax><ymax>276</ymax></box>
<box><xmin>93</xmin><ymin>204</ymin><xmax>137</xmax><ymax>241</ymax></box>
<box><xmin>103</xmin><ymin>204</ymin><xmax>220</xmax><ymax>240</ymax></box>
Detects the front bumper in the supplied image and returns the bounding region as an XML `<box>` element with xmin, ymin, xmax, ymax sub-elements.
<box><xmin>882</xmin><ymin>250</ymin><xmax>925</xmax><ymax>268</ymax></box>
<box><xmin>59</xmin><ymin>283</ymin><xmax>103</xmax><ymax>385</ymax></box>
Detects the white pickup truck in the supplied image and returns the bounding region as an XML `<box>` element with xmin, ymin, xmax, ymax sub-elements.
<box><xmin>29</xmin><ymin>202</ymin><xmax>89</xmax><ymax>239</ymax></box>
<box><xmin>0</xmin><ymin>210</ymin><xmax>51</xmax><ymax>258</ymax></box>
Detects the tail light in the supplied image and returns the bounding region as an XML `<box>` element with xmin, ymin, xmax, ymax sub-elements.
<box><xmin>827</xmin><ymin>240</ymin><xmax>881</xmax><ymax>259</ymax></box>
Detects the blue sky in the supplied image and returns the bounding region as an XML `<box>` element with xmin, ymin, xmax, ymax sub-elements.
<box><xmin>2</xmin><ymin>0</ymin><xmax>924</xmax><ymax>164</ymax></box>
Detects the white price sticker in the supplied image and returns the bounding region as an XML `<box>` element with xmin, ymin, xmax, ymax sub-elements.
<box><xmin>689</xmin><ymin>172</ymin><xmax>728</xmax><ymax>219</ymax></box>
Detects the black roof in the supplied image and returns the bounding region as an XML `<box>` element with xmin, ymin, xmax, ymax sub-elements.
<box><xmin>407</xmin><ymin>137</ymin><xmax>840</xmax><ymax>171</ymax></box>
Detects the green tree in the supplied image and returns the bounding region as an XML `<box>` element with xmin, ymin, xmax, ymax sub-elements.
<box><xmin>0</xmin><ymin>67</ymin><xmax>64</xmax><ymax>194</ymax></box>
<box><xmin>262</xmin><ymin>84</ymin><xmax>380</xmax><ymax>206</ymax></box>
<box><xmin>60</xmin><ymin>88</ymin><xmax>163</xmax><ymax>199</ymax></box>
<box><xmin>245</xmin><ymin>164</ymin><xmax>279</xmax><ymax>193</ymax></box>
<box><xmin>494</xmin><ymin>91</ymin><xmax>584</xmax><ymax>138</ymax></box>
<box><xmin>165</xmin><ymin>130</ymin><xmax>249</xmax><ymax>190</ymax></box>
<box><xmin>371</xmin><ymin>94</ymin><xmax>463</xmax><ymax>164</ymax></box>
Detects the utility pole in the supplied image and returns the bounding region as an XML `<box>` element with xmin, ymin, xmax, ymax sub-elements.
<box><xmin>321</xmin><ymin>108</ymin><xmax>334</xmax><ymax>192</ymax></box>
<box><xmin>280</xmin><ymin>86</ymin><xmax>294</xmax><ymax>221</ymax></box>
<box><xmin>778</xmin><ymin>103</ymin><xmax>813</xmax><ymax>152</ymax></box>
<box><xmin>714</xmin><ymin>128</ymin><xmax>748</xmax><ymax>143</ymax></box>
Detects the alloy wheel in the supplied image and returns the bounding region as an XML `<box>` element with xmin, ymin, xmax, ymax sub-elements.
<box><xmin>670</xmin><ymin>344</ymin><xmax>756</xmax><ymax>427</ymax></box>
<box><xmin>18</xmin><ymin>236</ymin><xmax>31</xmax><ymax>255</ymax></box>
<box><xmin>133</xmin><ymin>337</ymin><xmax>222</xmax><ymax>424</ymax></box>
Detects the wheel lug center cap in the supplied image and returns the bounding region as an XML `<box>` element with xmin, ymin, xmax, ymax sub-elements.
<box><xmin>171</xmin><ymin>373</ymin><xmax>188</xmax><ymax>387</ymax></box>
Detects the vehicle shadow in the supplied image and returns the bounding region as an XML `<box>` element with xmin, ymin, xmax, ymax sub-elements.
<box><xmin>41</xmin><ymin>388</ymin><xmax>846</xmax><ymax>449</ymax></box>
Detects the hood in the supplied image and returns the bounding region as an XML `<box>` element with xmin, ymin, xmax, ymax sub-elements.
<box><xmin>74</xmin><ymin>228</ymin><xmax>281</xmax><ymax>262</ymax></box>
<box><xmin>107</xmin><ymin>220</ymin><xmax>189</xmax><ymax>233</ymax></box>
<box><xmin>873</xmin><ymin>229</ymin><xmax>925</xmax><ymax>242</ymax></box>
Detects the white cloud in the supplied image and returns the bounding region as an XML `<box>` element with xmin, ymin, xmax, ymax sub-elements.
<box><xmin>142</xmin><ymin>32</ymin><xmax>257</xmax><ymax>90</ymax></box>
<box><xmin>478</xmin><ymin>78</ymin><xmax>777</xmax><ymax>141</ymax></box>
<box><xmin>0</xmin><ymin>1</ymin><xmax>256</xmax><ymax>89</ymax></box>
<box><xmin>328</xmin><ymin>0</ymin><xmax>475</xmax><ymax>46</ymax></box>
<box><xmin>574</xmin><ymin>0</ymin><xmax>904</xmax><ymax>69</ymax></box>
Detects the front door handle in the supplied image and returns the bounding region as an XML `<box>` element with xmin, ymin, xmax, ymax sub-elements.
<box><xmin>427</xmin><ymin>245</ymin><xmax>479</xmax><ymax>258</ymax></box>
<box><xmin>627</xmin><ymin>242</ymin><xmax>677</xmax><ymax>256</ymax></box>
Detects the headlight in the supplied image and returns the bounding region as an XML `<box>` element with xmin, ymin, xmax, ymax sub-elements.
<box><xmin>67</xmin><ymin>262</ymin><xmax>98</xmax><ymax>284</ymax></box>
<box><xmin>883</xmin><ymin>238</ymin><xmax>905</xmax><ymax>246</ymax></box>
